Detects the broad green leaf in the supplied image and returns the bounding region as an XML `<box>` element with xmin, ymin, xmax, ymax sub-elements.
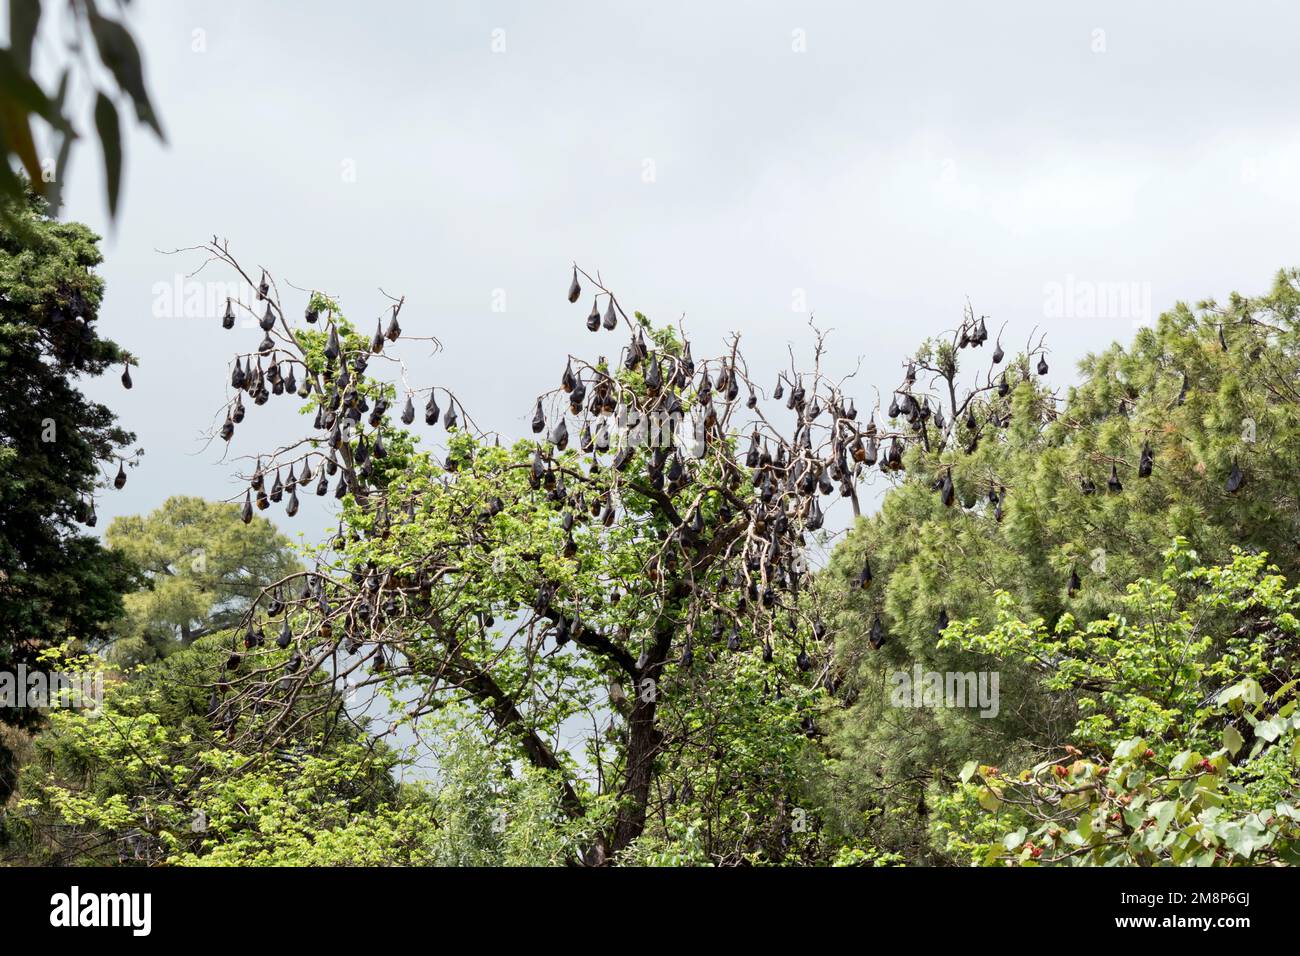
<box><xmin>1223</xmin><ymin>724</ymin><xmax>1243</xmax><ymax>756</ymax></box>
<box><xmin>8</xmin><ymin>0</ymin><xmax>41</xmax><ymax>73</ymax></box>
<box><xmin>88</xmin><ymin>12</ymin><xmax>165</xmax><ymax>139</ymax></box>
<box><xmin>93</xmin><ymin>92</ymin><xmax>121</xmax><ymax>218</ymax></box>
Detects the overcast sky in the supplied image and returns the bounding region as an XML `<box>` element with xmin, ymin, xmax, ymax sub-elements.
<box><xmin>52</xmin><ymin>0</ymin><xmax>1300</xmax><ymax>546</ymax></box>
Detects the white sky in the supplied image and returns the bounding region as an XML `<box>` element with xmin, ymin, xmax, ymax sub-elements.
<box><xmin>54</xmin><ymin>0</ymin><xmax>1300</xmax><ymax>545</ymax></box>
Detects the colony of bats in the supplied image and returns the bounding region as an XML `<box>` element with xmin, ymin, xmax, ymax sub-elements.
<box><xmin>136</xmin><ymin>241</ymin><xmax>1236</xmax><ymax>792</ymax></box>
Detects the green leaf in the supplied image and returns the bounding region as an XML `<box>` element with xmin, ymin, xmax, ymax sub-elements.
<box><xmin>1113</xmin><ymin>737</ymin><xmax>1146</xmax><ymax>762</ymax></box>
<box><xmin>88</xmin><ymin>12</ymin><xmax>165</xmax><ymax>140</ymax></box>
<box><xmin>958</xmin><ymin>760</ymin><xmax>979</xmax><ymax>783</ymax></box>
<box><xmin>1150</xmin><ymin>800</ymin><xmax>1177</xmax><ymax>840</ymax></box>
<box><xmin>8</xmin><ymin>0</ymin><xmax>41</xmax><ymax>73</ymax></box>
<box><xmin>93</xmin><ymin>92</ymin><xmax>122</xmax><ymax>218</ymax></box>
<box><xmin>1223</xmin><ymin>724</ymin><xmax>1244</xmax><ymax>756</ymax></box>
<box><xmin>0</xmin><ymin>47</ymin><xmax>69</xmax><ymax>130</ymax></box>
<box><xmin>1255</xmin><ymin>718</ymin><xmax>1282</xmax><ymax>743</ymax></box>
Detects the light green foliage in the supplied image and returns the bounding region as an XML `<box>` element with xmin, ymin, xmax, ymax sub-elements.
<box><xmin>12</xmin><ymin>642</ymin><xmax>587</xmax><ymax>866</ymax></box>
<box><xmin>105</xmin><ymin>496</ymin><xmax>300</xmax><ymax>665</ymax></box>
<box><xmin>933</xmin><ymin>542</ymin><xmax>1300</xmax><ymax>866</ymax></box>
<box><xmin>221</xmin><ymin>280</ymin><xmax>835</xmax><ymax>864</ymax></box>
<box><xmin>823</xmin><ymin>270</ymin><xmax>1300</xmax><ymax>861</ymax></box>
<box><xmin>311</xmin><ymin>422</ymin><xmax>829</xmax><ymax>863</ymax></box>
<box><xmin>13</xmin><ymin>637</ymin><xmax>423</xmax><ymax>866</ymax></box>
<box><xmin>423</xmin><ymin>715</ymin><xmax>590</xmax><ymax>867</ymax></box>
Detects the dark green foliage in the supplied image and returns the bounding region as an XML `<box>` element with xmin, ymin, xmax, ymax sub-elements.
<box><xmin>0</xmin><ymin>193</ymin><xmax>136</xmax><ymax>799</ymax></box>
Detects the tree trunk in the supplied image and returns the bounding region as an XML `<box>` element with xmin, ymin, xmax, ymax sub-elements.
<box><xmin>610</xmin><ymin>686</ymin><xmax>663</xmax><ymax>853</ymax></box>
<box><xmin>609</xmin><ymin>591</ymin><xmax>684</xmax><ymax>855</ymax></box>
<box><xmin>0</xmin><ymin>737</ymin><xmax>14</xmax><ymax>806</ymax></box>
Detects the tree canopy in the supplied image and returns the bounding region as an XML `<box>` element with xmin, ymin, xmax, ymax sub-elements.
<box><xmin>105</xmin><ymin>495</ymin><xmax>300</xmax><ymax>666</ymax></box>
<box><xmin>9</xmin><ymin>216</ymin><xmax>1300</xmax><ymax>869</ymax></box>
<box><xmin>0</xmin><ymin>192</ymin><xmax>135</xmax><ymax>803</ymax></box>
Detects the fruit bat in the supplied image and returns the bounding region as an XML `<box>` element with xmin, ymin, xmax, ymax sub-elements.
<box><xmin>1226</xmin><ymin>459</ymin><xmax>1243</xmax><ymax>493</ymax></box>
<box><xmin>401</xmin><ymin>396</ymin><xmax>415</xmax><ymax>425</ymax></box>
<box><xmin>992</xmin><ymin>342</ymin><xmax>1004</xmax><ymax>364</ymax></box>
<box><xmin>644</xmin><ymin>354</ymin><xmax>662</xmax><ymax>391</ymax></box>
<box><xmin>260</xmin><ymin>304</ymin><xmax>276</xmax><ymax>332</ymax></box>
<box><xmin>568</xmin><ymin>267</ymin><xmax>581</xmax><ymax>303</ymax></box>
<box><xmin>425</xmin><ymin>393</ymin><xmax>441</xmax><ymax>426</ymax></box>
<box><xmin>625</xmin><ymin>330</ymin><xmax>646</xmax><ymax>370</ymax></box>
<box><xmin>121</xmin><ymin>365</ymin><xmax>132</xmax><ymax>389</ymax></box>
<box><xmin>602</xmin><ymin>298</ymin><xmax>617</xmax><ymax>330</ymax></box>
<box><xmin>868</xmin><ymin>617</ymin><xmax>886</xmax><ymax>650</ymax></box>
<box><xmin>444</xmin><ymin>403</ymin><xmax>459</xmax><ymax>430</ymax></box>
<box><xmin>1107</xmin><ymin>464</ymin><xmax>1123</xmax><ymax>493</ymax></box>
<box><xmin>855</xmin><ymin>555</ymin><xmax>873</xmax><ymax>589</ymax></box>
<box><xmin>385</xmin><ymin>310</ymin><xmax>401</xmax><ymax>342</ymax></box>
<box><xmin>532</xmin><ymin>399</ymin><xmax>546</xmax><ymax>434</ymax></box>
<box><xmin>257</xmin><ymin>270</ymin><xmax>269</xmax><ymax>300</ymax></box>
<box><xmin>241</xmin><ymin>491</ymin><xmax>253</xmax><ymax>523</ymax></box>
<box><xmin>1138</xmin><ymin>442</ymin><xmax>1153</xmax><ymax>478</ymax></box>
<box><xmin>1067</xmin><ymin>568</ymin><xmax>1081</xmax><ymax>596</ymax></box>
<box><xmin>222</xmin><ymin>299</ymin><xmax>235</xmax><ymax>329</ymax></box>
<box><xmin>1037</xmin><ymin>356</ymin><xmax>1049</xmax><ymax>376</ymax></box>
<box><xmin>114</xmin><ymin>462</ymin><xmax>127</xmax><ymax>489</ymax></box>
<box><xmin>940</xmin><ymin>472</ymin><xmax>955</xmax><ymax>507</ymax></box>
<box><xmin>805</xmin><ymin>497</ymin><xmax>824</xmax><ymax>530</ymax></box>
